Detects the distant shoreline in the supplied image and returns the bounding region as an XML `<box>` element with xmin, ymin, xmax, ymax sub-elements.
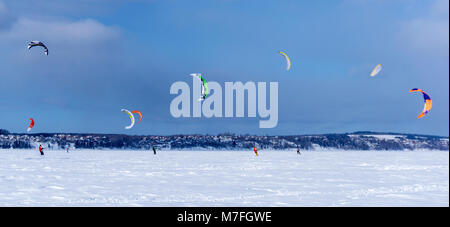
<box><xmin>1</xmin><ymin>130</ymin><xmax>448</xmax><ymax>151</ymax></box>
<box><xmin>3</xmin><ymin>130</ymin><xmax>448</xmax><ymax>139</ymax></box>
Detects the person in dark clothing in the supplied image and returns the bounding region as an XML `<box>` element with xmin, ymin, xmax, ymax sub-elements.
<box><xmin>39</xmin><ymin>145</ymin><xmax>44</xmax><ymax>155</ymax></box>
<box><xmin>297</xmin><ymin>147</ymin><xmax>301</xmax><ymax>155</ymax></box>
<box><xmin>152</xmin><ymin>146</ymin><xmax>157</xmax><ymax>155</ymax></box>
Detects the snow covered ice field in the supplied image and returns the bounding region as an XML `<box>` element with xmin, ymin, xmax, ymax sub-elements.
<box><xmin>0</xmin><ymin>149</ymin><xmax>448</xmax><ymax>206</ymax></box>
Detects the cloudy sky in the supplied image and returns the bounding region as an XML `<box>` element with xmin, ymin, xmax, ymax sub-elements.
<box><xmin>0</xmin><ymin>0</ymin><xmax>448</xmax><ymax>136</ymax></box>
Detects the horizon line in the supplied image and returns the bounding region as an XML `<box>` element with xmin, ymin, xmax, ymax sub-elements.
<box><xmin>2</xmin><ymin>130</ymin><xmax>448</xmax><ymax>138</ymax></box>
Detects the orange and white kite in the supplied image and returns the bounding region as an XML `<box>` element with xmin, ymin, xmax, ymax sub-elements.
<box><xmin>27</xmin><ymin>118</ymin><xmax>35</xmax><ymax>132</ymax></box>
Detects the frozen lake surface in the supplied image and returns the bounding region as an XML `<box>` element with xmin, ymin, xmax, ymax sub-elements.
<box><xmin>0</xmin><ymin>149</ymin><xmax>448</xmax><ymax>206</ymax></box>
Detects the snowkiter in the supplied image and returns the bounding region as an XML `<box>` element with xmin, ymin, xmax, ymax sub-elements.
<box><xmin>152</xmin><ymin>146</ymin><xmax>157</xmax><ymax>155</ymax></box>
<box><xmin>39</xmin><ymin>145</ymin><xmax>44</xmax><ymax>155</ymax></box>
<box><xmin>253</xmin><ymin>147</ymin><xmax>258</xmax><ymax>156</ymax></box>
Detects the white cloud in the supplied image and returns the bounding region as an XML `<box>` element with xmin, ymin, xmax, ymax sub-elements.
<box><xmin>0</xmin><ymin>0</ymin><xmax>14</xmax><ymax>29</ymax></box>
<box><xmin>1</xmin><ymin>18</ymin><xmax>120</xmax><ymax>43</ymax></box>
<box><xmin>397</xmin><ymin>0</ymin><xmax>449</xmax><ymax>57</ymax></box>
<box><xmin>430</xmin><ymin>0</ymin><xmax>449</xmax><ymax>19</ymax></box>
<box><xmin>0</xmin><ymin>1</ymin><xmax>5</xmax><ymax>13</ymax></box>
<box><xmin>0</xmin><ymin>1</ymin><xmax>123</xmax><ymax>85</ymax></box>
<box><xmin>400</xmin><ymin>19</ymin><xmax>448</xmax><ymax>54</ymax></box>
<box><xmin>0</xmin><ymin>17</ymin><xmax>122</xmax><ymax>66</ymax></box>
<box><xmin>0</xmin><ymin>0</ymin><xmax>120</xmax><ymax>54</ymax></box>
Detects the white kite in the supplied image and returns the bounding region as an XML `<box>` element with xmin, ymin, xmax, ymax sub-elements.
<box><xmin>370</xmin><ymin>64</ymin><xmax>382</xmax><ymax>77</ymax></box>
<box><xmin>121</xmin><ymin>109</ymin><xmax>135</xmax><ymax>130</ymax></box>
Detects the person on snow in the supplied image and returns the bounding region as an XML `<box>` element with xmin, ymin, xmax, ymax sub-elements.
<box><xmin>39</xmin><ymin>144</ymin><xmax>44</xmax><ymax>155</ymax></box>
<box><xmin>297</xmin><ymin>147</ymin><xmax>301</xmax><ymax>155</ymax></box>
<box><xmin>253</xmin><ymin>146</ymin><xmax>258</xmax><ymax>156</ymax></box>
<box><xmin>152</xmin><ymin>146</ymin><xmax>157</xmax><ymax>155</ymax></box>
